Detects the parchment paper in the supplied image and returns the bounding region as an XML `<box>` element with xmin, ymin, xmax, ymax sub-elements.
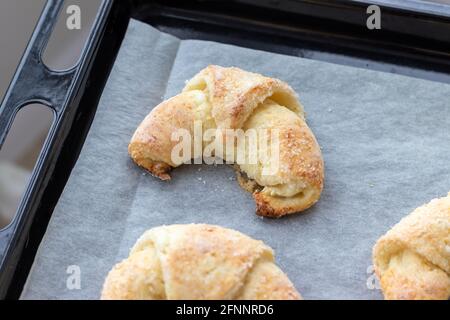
<box><xmin>21</xmin><ymin>19</ymin><xmax>450</xmax><ymax>300</ymax></box>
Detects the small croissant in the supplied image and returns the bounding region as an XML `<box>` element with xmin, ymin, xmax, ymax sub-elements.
<box><xmin>101</xmin><ymin>224</ymin><xmax>301</xmax><ymax>300</ymax></box>
<box><xmin>129</xmin><ymin>65</ymin><xmax>324</xmax><ymax>217</ymax></box>
<box><xmin>373</xmin><ymin>193</ymin><xmax>450</xmax><ymax>300</ymax></box>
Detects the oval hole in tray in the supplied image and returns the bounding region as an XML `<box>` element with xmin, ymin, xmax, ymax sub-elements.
<box><xmin>41</xmin><ymin>0</ymin><xmax>102</xmax><ymax>71</ymax></box>
<box><xmin>0</xmin><ymin>104</ymin><xmax>54</xmax><ymax>230</ymax></box>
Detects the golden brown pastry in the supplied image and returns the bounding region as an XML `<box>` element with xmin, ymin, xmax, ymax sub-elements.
<box><xmin>373</xmin><ymin>193</ymin><xmax>450</xmax><ymax>300</ymax></box>
<box><xmin>101</xmin><ymin>224</ymin><xmax>301</xmax><ymax>300</ymax></box>
<box><xmin>129</xmin><ymin>65</ymin><xmax>324</xmax><ymax>217</ymax></box>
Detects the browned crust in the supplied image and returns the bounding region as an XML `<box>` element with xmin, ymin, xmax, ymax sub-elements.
<box><xmin>101</xmin><ymin>224</ymin><xmax>302</xmax><ymax>300</ymax></box>
<box><xmin>376</xmin><ymin>263</ymin><xmax>450</xmax><ymax>300</ymax></box>
<box><xmin>234</xmin><ymin>165</ymin><xmax>263</xmax><ymax>193</ymax></box>
<box><xmin>128</xmin><ymin>149</ymin><xmax>172</xmax><ymax>181</ymax></box>
<box><xmin>235</xmin><ymin>166</ymin><xmax>322</xmax><ymax>218</ymax></box>
<box><xmin>372</xmin><ymin>193</ymin><xmax>450</xmax><ymax>300</ymax></box>
<box><xmin>128</xmin><ymin>92</ymin><xmax>201</xmax><ymax>179</ymax></box>
<box><xmin>253</xmin><ymin>191</ymin><xmax>321</xmax><ymax>218</ymax></box>
<box><xmin>183</xmin><ymin>65</ymin><xmax>304</xmax><ymax>129</ymax></box>
<box><xmin>129</xmin><ymin>65</ymin><xmax>324</xmax><ymax>217</ymax></box>
<box><xmin>278</xmin><ymin>125</ymin><xmax>324</xmax><ymax>190</ymax></box>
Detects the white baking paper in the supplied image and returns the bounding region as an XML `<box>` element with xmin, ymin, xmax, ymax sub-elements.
<box><xmin>21</xmin><ymin>19</ymin><xmax>450</xmax><ymax>300</ymax></box>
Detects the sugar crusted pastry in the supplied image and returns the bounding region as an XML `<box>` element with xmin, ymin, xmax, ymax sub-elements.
<box><xmin>373</xmin><ymin>193</ymin><xmax>450</xmax><ymax>300</ymax></box>
<box><xmin>129</xmin><ymin>66</ymin><xmax>324</xmax><ymax>217</ymax></box>
<box><xmin>101</xmin><ymin>224</ymin><xmax>301</xmax><ymax>300</ymax></box>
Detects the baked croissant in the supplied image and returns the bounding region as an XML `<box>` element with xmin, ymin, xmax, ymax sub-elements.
<box><xmin>373</xmin><ymin>193</ymin><xmax>450</xmax><ymax>300</ymax></box>
<box><xmin>101</xmin><ymin>224</ymin><xmax>301</xmax><ymax>300</ymax></box>
<box><xmin>129</xmin><ymin>65</ymin><xmax>324</xmax><ymax>217</ymax></box>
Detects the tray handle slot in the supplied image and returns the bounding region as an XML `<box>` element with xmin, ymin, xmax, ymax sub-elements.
<box><xmin>0</xmin><ymin>0</ymin><xmax>114</xmax><ymax>293</ymax></box>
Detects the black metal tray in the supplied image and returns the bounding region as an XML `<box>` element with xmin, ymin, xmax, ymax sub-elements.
<box><xmin>1</xmin><ymin>0</ymin><xmax>450</xmax><ymax>299</ymax></box>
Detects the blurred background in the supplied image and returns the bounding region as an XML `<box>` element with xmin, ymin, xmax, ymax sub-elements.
<box><xmin>0</xmin><ymin>0</ymin><xmax>450</xmax><ymax>228</ymax></box>
<box><xmin>0</xmin><ymin>0</ymin><xmax>101</xmax><ymax>228</ymax></box>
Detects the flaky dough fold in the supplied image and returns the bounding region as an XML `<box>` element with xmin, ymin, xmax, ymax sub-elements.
<box><xmin>129</xmin><ymin>65</ymin><xmax>324</xmax><ymax>217</ymax></box>
<box><xmin>101</xmin><ymin>224</ymin><xmax>301</xmax><ymax>300</ymax></box>
<box><xmin>373</xmin><ymin>193</ymin><xmax>450</xmax><ymax>300</ymax></box>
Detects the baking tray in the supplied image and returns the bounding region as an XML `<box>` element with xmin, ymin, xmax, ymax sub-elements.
<box><xmin>1</xmin><ymin>0</ymin><xmax>450</xmax><ymax>299</ymax></box>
